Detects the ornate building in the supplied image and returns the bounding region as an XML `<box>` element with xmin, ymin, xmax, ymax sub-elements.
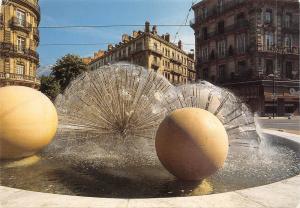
<box><xmin>191</xmin><ymin>0</ymin><xmax>299</xmax><ymax>116</ymax></box>
<box><xmin>0</xmin><ymin>0</ymin><xmax>40</xmax><ymax>89</ymax></box>
<box><xmin>87</xmin><ymin>22</ymin><xmax>196</xmax><ymax>85</ymax></box>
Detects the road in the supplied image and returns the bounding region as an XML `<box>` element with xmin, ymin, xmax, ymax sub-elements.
<box><xmin>257</xmin><ymin>117</ymin><xmax>300</xmax><ymax>135</ymax></box>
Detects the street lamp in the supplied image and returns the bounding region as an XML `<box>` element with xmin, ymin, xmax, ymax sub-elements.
<box><xmin>267</xmin><ymin>73</ymin><xmax>277</xmax><ymax>119</ymax></box>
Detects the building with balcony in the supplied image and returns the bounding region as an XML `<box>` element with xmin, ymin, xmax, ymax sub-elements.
<box><xmin>87</xmin><ymin>21</ymin><xmax>196</xmax><ymax>85</ymax></box>
<box><xmin>0</xmin><ymin>0</ymin><xmax>40</xmax><ymax>89</ymax></box>
<box><xmin>191</xmin><ymin>0</ymin><xmax>299</xmax><ymax>116</ymax></box>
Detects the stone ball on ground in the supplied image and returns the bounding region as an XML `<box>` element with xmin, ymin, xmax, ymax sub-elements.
<box><xmin>0</xmin><ymin>86</ymin><xmax>58</xmax><ymax>160</ymax></box>
<box><xmin>155</xmin><ymin>108</ymin><xmax>228</xmax><ymax>181</ymax></box>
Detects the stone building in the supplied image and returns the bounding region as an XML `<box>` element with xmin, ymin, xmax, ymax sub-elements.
<box><xmin>0</xmin><ymin>0</ymin><xmax>40</xmax><ymax>89</ymax></box>
<box><xmin>87</xmin><ymin>21</ymin><xmax>196</xmax><ymax>85</ymax></box>
<box><xmin>191</xmin><ymin>0</ymin><xmax>299</xmax><ymax>116</ymax></box>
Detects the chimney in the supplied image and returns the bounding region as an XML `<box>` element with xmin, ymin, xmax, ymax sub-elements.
<box><xmin>178</xmin><ymin>40</ymin><xmax>182</xmax><ymax>49</ymax></box>
<box><xmin>152</xmin><ymin>25</ymin><xmax>157</xmax><ymax>34</ymax></box>
<box><xmin>145</xmin><ymin>21</ymin><xmax>150</xmax><ymax>32</ymax></box>
<box><xmin>122</xmin><ymin>34</ymin><xmax>129</xmax><ymax>43</ymax></box>
<box><xmin>161</xmin><ymin>34</ymin><xmax>165</xmax><ymax>40</ymax></box>
<box><xmin>108</xmin><ymin>44</ymin><xmax>113</xmax><ymax>51</ymax></box>
<box><xmin>165</xmin><ymin>33</ymin><xmax>170</xmax><ymax>42</ymax></box>
<box><xmin>132</xmin><ymin>30</ymin><xmax>138</xmax><ymax>38</ymax></box>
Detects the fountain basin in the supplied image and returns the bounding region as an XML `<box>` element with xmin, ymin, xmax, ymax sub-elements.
<box><xmin>1</xmin><ymin>130</ymin><xmax>299</xmax><ymax>208</ymax></box>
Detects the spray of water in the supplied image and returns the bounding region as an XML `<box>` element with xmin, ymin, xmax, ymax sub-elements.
<box><xmin>48</xmin><ymin>63</ymin><xmax>261</xmax><ymax>166</ymax></box>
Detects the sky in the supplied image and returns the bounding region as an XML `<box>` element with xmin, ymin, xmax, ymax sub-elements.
<box><xmin>37</xmin><ymin>0</ymin><xmax>196</xmax><ymax>75</ymax></box>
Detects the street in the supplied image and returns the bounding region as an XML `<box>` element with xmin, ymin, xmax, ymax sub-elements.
<box><xmin>257</xmin><ymin>117</ymin><xmax>300</xmax><ymax>135</ymax></box>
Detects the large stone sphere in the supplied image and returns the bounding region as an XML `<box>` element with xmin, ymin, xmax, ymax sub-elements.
<box><xmin>155</xmin><ymin>108</ymin><xmax>228</xmax><ymax>181</ymax></box>
<box><xmin>0</xmin><ymin>86</ymin><xmax>58</xmax><ymax>160</ymax></box>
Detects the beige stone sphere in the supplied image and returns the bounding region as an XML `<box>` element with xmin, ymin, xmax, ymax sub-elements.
<box><xmin>0</xmin><ymin>86</ymin><xmax>58</xmax><ymax>160</ymax></box>
<box><xmin>155</xmin><ymin>108</ymin><xmax>228</xmax><ymax>181</ymax></box>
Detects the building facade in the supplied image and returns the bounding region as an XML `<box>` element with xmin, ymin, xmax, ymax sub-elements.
<box><xmin>88</xmin><ymin>22</ymin><xmax>196</xmax><ymax>85</ymax></box>
<box><xmin>191</xmin><ymin>0</ymin><xmax>299</xmax><ymax>116</ymax></box>
<box><xmin>0</xmin><ymin>0</ymin><xmax>40</xmax><ymax>89</ymax></box>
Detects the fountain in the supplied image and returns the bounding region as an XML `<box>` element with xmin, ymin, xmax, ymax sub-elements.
<box><xmin>0</xmin><ymin>63</ymin><xmax>299</xmax><ymax>203</ymax></box>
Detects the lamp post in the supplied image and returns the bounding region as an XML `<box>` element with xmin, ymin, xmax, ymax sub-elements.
<box><xmin>267</xmin><ymin>73</ymin><xmax>276</xmax><ymax>119</ymax></box>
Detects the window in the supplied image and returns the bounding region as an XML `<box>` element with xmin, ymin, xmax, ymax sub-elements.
<box><xmin>202</xmin><ymin>27</ymin><xmax>208</xmax><ymax>40</ymax></box>
<box><xmin>217</xmin><ymin>21</ymin><xmax>225</xmax><ymax>34</ymax></box>
<box><xmin>284</xmin><ymin>13</ymin><xmax>292</xmax><ymax>28</ymax></box>
<box><xmin>201</xmin><ymin>47</ymin><xmax>208</xmax><ymax>60</ymax></box>
<box><xmin>284</xmin><ymin>36</ymin><xmax>292</xmax><ymax>53</ymax></box>
<box><xmin>236</xmin><ymin>34</ymin><xmax>246</xmax><ymax>53</ymax></box>
<box><xmin>202</xmin><ymin>7</ymin><xmax>207</xmax><ymax>19</ymax></box>
<box><xmin>16</xmin><ymin>10</ymin><xmax>26</xmax><ymax>27</ymax></box>
<box><xmin>218</xmin><ymin>65</ymin><xmax>226</xmax><ymax>81</ymax></box>
<box><xmin>217</xmin><ymin>40</ymin><xmax>226</xmax><ymax>58</ymax></box>
<box><xmin>218</xmin><ymin>0</ymin><xmax>224</xmax><ymax>13</ymax></box>
<box><xmin>203</xmin><ymin>68</ymin><xmax>209</xmax><ymax>80</ymax></box>
<box><xmin>286</xmin><ymin>62</ymin><xmax>293</xmax><ymax>79</ymax></box>
<box><xmin>16</xmin><ymin>64</ymin><xmax>24</xmax><ymax>75</ymax></box>
<box><xmin>265</xmin><ymin>33</ymin><xmax>274</xmax><ymax>50</ymax></box>
<box><xmin>266</xmin><ymin>59</ymin><xmax>273</xmax><ymax>75</ymax></box>
<box><xmin>265</xmin><ymin>9</ymin><xmax>272</xmax><ymax>23</ymax></box>
<box><xmin>17</xmin><ymin>36</ymin><xmax>26</xmax><ymax>52</ymax></box>
<box><xmin>237</xmin><ymin>61</ymin><xmax>247</xmax><ymax>73</ymax></box>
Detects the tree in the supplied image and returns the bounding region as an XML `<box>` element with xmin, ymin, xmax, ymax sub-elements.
<box><xmin>51</xmin><ymin>54</ymin><xmax>88</xmax><ymax>91</ymax></box>
<box><xmin>40</xmin><ymin>76</ymin><xmax>61</xmax><ymax>101</ymax></box>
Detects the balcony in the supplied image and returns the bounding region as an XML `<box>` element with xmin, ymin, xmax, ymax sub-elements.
<box><xmin>282</xmin><ymin>22</ymin><xmax>299</xmax><ymax>34</ymax></box>
<box><xmin>170</xmin><ymin>56</ymin><xmax>182</xmax><ymax>65</ymax></box>
<box><xmin>260</xmin><ymin>45</ymin><xmax>299</xmax><ymax>55</ymax></box>
<box><xmin>151</xmin><ymin>60</ymin><xmax>160</xmax><ymax>69</ymax></box>
<box><xmin>148</xmin><ymin>46</ymin><xmax>163</xmax><ymax>56</ymax></box>
<box><xmin>0</xmin><ymin>43</ymin><xmax>39</xmax><ymax>63</ymax></box>
<box><xmin>33</xmin><ymin>28</ymin><xmax>40</xmax><ymax>42</ymax></box>
<box><xmin>0</xmin><ymin>15</ymin><xmax>3</xmax><ymax>26</ymax></box>
<box><xmin>0</xmin><ymin>72</ymin><xmax>40</xmax><ymax>86</ymax></box>
<box><xmin>10</xmin><ymin>17</ymin><xmax>32</xmax><ymax>33</ymax></box>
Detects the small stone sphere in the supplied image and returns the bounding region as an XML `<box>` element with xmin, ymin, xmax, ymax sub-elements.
<box><xmin>0</xmin><ymin>86</ymin><xmax>58</xmax><ymax>160</ymax></box>
<box><xmin>155</xmin><ymin>108</ymin><xmax>228</xmax><ymax>181</ymax></box>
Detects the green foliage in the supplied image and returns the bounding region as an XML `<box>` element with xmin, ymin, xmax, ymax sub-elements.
<box><xmin>51</xmin><ymin>54</ymin><xmax>88</xmax><ymax>91</ymax></box>
<box><xmin>39</xmin><ymin>54</ymin><xmax>88</xmax><ymax>101</ymax></box>
<box><xmin>40</xmin><ymin>76</ymin><xmax>61</xmax><ymax>101</ymax></box>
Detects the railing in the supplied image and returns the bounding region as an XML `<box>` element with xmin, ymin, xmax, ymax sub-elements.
<box><xmin>10</xmin><ymin>17</ymin><xmax>32</xmax><ymax>33</ymax></box>
<box><xmin>282</xmin><ymin>22</ymin><xmax>299</xmax><ymax>33</ymax></box>
<box><xmin>170</xmin><ymin>56</ymin><xmax>182</xmax><ymax>65</ymax></box>
<box><xmin>151</xmin><ymin>60</ymin><xmax>160</xmax><ymax>68</ymax></box>
<box><xmin>0</xmin><ymin>42</ymin><xmax>39</xmax><ymax>61</ymax></box>
<box><xmin>148</xmin><ymin>46</ymin><xmax>163</xmax><ymax>56</ymax></box>
<box><xmin>261</xmin><ymin>46</ymin><xmax>299</xmax><ymax>55</ymax></box>
<box><xmin>0</xmin><ymin>72</ymin><xmax>40</xmax><ymax>85</ymax></box>
<box><xmin>33</xmin><ymin>28</ymin><xmax>40</xmax><ymax>41</ymax></box>
<box><xmin>199</xmin><ymin>20</ymin><xmax>249</xmax><ymax>42</ymax></box>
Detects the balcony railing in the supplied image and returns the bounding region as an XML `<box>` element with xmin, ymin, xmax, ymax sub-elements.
<box><xmin>0</xmin><ymin>72</ymin><xmax>40</xmax><ymax>85</ymax></box>
<box><xmin>151</xmin><ymin>60</ymin><xmax>160</xmax><ymax>68</ymax></box>
<box><xmin>261</xmin><ymin>46</ymin><xmax>299</xmax><ymax>55</ymax></box>
<box><xmin>10</xmin><ymin>17</ymin><xmax>32</xmax><ymax>33</ymax></box>
<box><xmin>148</xmin><ymin>46</ymin><xmax>163</xmax><ymax>56</ymax></box>
<box><xmin>33</xmin><ymin>28</ymin><xmax>40</xmax><ymax>42</ymax></box>
<box><xmin>0</xmin><ymin>42</ymin><xmax>39</xmax><ymax>62</ymax></box>
<box><xmin>282</xmin><ymin>22</ymin><xmax>299</xmax><ymax>34</ymax></box>
<box><xmin>199</xmin><ymin>20</ymin><xmax>249</xmax><ymax>42</ymax></box>
<box><xmin>170</xmin><ymin>56</ymin><xmax>182</xmax><ymax>65</ymax></box>
<box><xmin>191</xmin><ymin>0</ymin><xmax>247</xmax><ymax>26</ymax></box>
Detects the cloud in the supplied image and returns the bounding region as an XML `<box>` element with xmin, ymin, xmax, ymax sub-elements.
<box><xmin>37</xmin><ymin>65</ymin><xmax>53</xmax><ymax>77</ymax></box>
